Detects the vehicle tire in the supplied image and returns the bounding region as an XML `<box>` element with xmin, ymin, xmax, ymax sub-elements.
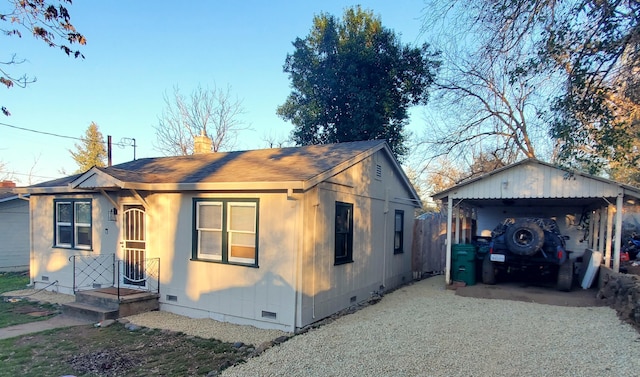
<box><xmin>482</xmin><ymin>255</ymin><xmax>496</xmax><ymax>285</ymax></box>
<box><xmin>557</xmin><ymin>260</ymin><xmax>574</xmax><ymax>292</ymax></box>
<box><xmin>505</xmin><ymin>219</ymin><xmax>544</xmax><ymax>256</ymax></box>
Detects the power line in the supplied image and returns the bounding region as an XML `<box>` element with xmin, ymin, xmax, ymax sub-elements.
<box><xmin>0</xmin><ymin>170</ymin><xmax>60</xmax><ymax>180</ymax></box>
<box><xmin>0</xmin><ymin>122</ymin><xmax>132</xmax><ymax>147</ymax></box>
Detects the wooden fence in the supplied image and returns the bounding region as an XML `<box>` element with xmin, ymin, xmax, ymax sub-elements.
<box><xmin>411</xmin><ymin>212</ymin><xmax>447</xmax><ymax>275</ymax></box>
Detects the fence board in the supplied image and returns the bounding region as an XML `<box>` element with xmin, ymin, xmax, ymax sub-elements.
<box><xmin>412</xmin><ymin>213</ymin><xmax>447</xmax><ymax>274</ymax></box>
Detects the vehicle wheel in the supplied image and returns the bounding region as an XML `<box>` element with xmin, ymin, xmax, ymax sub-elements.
<box><xmin>557</xmin><ymin>260</ymin><xmax>574</xmax><ymax>291</ymax></box>
<box><xmin>482</xmin><ymin>255</ymin><xmax>496</xmax><ymax>285</ymax></box>
<box><xmin>505</xmin><ymin>219</ymin><xmax>544</xmax><ymax>256</ymax></box>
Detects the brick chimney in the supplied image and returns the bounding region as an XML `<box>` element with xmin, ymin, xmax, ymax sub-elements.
<box><xmin>0</xmin><ymin>180</ymin><xmax>16</xmax><ymax>188</ymax></box>
<box><xmin>194</xmin><ymin>130</ymin><xmax>213</xmax><ymax>154</ymax></box>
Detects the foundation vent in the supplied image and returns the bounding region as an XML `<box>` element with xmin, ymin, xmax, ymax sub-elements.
<box><xmin>350</xmin><ymin>295</ymin><xmax>357</xmax><ymax>303</ymax></box>
<box><xmin>166</xmin><ymin>295</ymin><xmax>178</xmax><ymax>302</ymax></box>
<box><xmin>261</xmin><ymin>310</ymin><xmax>277</xmax><ymax>319</ymax></box>
<box><xmin>41</xmin><ymin>276</ymin><xmax>49</xmax><ymax>282</ymax></box>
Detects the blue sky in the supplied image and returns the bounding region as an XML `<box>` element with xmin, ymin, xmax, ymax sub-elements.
<box><xmin>0</xmin><ymin>1</ymin><xmax>428</xmax><ymax>184</ymax></box>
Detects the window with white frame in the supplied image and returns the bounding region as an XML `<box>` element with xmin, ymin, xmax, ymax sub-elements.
<box><xmin>193</xmin><ymin>199</ymin><xmax>259</xmax><ymax>266</ymax></box>
<box><xmin>54</xmin><ymin>199</ymin><xmax>92</xmax><ymax>249</ymax></box>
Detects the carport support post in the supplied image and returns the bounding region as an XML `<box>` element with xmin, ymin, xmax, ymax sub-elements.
<box><xmin>598</xmin><ymin>208</ymin><xmax>606</xmax><ymax>258</ymax></box>
<box><xmin>614</xmin><ymin>193</ymin><xmax>623</xmax><ymax>273</ymax></box>
<box><xmin>445</xmin><ymin>196</ymin><xmax>453</xmax><ymax>284</ymax></box>
<box><xmin>605</xmin><ymin>204</ymin><xmax>614</xmax><ymax>269</ymax></box>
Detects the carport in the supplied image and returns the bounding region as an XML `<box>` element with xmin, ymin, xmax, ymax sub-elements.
<box><xmin>432</xmin><ymin>159</ymin><xmax>640</xmax><ymax>285</ymax></box>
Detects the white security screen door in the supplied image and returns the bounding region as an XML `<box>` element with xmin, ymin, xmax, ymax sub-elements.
<box><xmin>121</xmin><ymin>205</ymin><xmax>146</xmax><ymax>287</ymax></box>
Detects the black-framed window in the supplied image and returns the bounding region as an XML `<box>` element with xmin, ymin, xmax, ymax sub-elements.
<box><xmin>335</xmin><ymin>201</ymin><xmax>353</xmax><ymax>265</ymax></box>
<box><xmin>54</xmin><ymin>199</ymin><xmax>92</xmax><ymax>249</ymax></box>
<box><xmin>394</xmin><ymin>210</ymin><xmax>404</xmax><ymax>254</ymax></box>
<box><xmin>193</xmin><ymin>198</ymin><xmax>259</xmax><ymax>267</ymax></box>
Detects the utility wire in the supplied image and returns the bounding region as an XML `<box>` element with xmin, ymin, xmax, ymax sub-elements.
<box><xmin>0</xmin><ymin>170</ymin><xmax>60</xmax><ymax>180</ymax></box>
<box><xmin>0</xmin><ymin>122</ymin><xmax>132</xmax><ymax>147</ymax></box>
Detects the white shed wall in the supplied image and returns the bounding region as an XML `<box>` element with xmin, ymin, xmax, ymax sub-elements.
<box><xmin>452</xmin><ymin>163</ymin><xmax>620</xmax><ymax>199</ymax></box>
<box><xmin>477</xmin><ymin>206</ymin><xmax>591</xmax><ymax>258</ymax></box>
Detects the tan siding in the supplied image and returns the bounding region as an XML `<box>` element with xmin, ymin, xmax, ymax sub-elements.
<box><xmin>29</xmin><ymin>194</ymin><xmax>117</xmax><ymax>294</ymax></box>
<box><xmin>298</xmin><ymin>151</ymin><xmax>414</xmax><ymax>327</ymax></box>
<box><xmin>146</xmin><ymin>191</ymin><xmax>299</xmax><ymax>331</ymax></box>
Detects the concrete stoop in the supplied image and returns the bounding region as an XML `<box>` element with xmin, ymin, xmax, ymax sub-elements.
<box><xmin>62</xmin><ymin>289</ymin><xmax>159</xmax><ymax>322</ymax></box>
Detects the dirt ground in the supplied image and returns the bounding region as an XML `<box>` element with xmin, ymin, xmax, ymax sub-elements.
<box><xmin>454</xmin><ymin>280</ymin><xmax>604</xmax><ymax>307</ymax></box>
<box><xmin>455</xmin><ymin>259</ymin><xmax>640</xmax><ymax>307</ymax></box>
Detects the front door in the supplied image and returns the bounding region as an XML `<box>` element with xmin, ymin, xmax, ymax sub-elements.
<box><xmin>121</xmin><ymin>205</ymin><xmax>146</xmax><ymax>287</ymax></box>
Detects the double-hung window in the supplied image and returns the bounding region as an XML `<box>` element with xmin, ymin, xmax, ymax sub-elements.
<box><xmin>335</xmin><ymin>201</ymin><xmax>354</xmax><ymax>265</ymax></box>
<box><xmin>54</xmin><ymin>199</ymin><xmax>92</xmax><ymax>249</ymax></box>
<box><xmin>193</xmin><ymin>199</ymin><xmax>259</xmax><ymax>266</ymax></box>
<box><xmin>394</xmin><ymin>210</ymin><xmax>404</xmax><ymax>254</ymax></box>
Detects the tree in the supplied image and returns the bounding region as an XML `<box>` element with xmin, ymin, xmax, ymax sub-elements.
<box><xmin>0</xmin><ymin>159</ymin><xmax>14</xmax><ymax>181</ymax></box>
<box><xmin>277</xmin><ymin>6</ymin><xmax>440</xmax><ymax>160</ymax></box>
<box><xmin>153</xmin><ymin>85</ymin><xmax>248</xmax><ymax>156</ymax></box>
<box><xmin>1</xmin><ymin>0</ymin><xmax>86</xmax><ymax>115</ymax></box>
<box><xmin>422</xmin><ymin>0</ymin><xmax>640</xmax><ymax>184</ymax></box>
<box><xmin>70</xmin><ymin>122</ymin><xmax>106</xmax><ymax>173</ymax></box>
<box><xmin>418</xmin><ymin>0</ymin><xmax>563</xmax><ymax>174</ymax></box>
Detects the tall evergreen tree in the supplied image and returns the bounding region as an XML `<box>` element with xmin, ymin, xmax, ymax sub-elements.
<box><xmin>277</xmin><ymin>6</ymin><xmax>439</xmax><ymax>160</ymax></box>
<box><xmin>70</xmin><ymin>122</ymin><xmax>106</xmax><ymax>173</ymax></box>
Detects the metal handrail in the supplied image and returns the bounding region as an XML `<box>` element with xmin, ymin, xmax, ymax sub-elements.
<box><xmin>69</xmin><ymin>253</ymin><xmax>116</xmax><ymax>293</ymax></box>
<box><xmin>116</xmin><ymin>257</ymin><xmax>160</xmax><ymax>300</ymax></box>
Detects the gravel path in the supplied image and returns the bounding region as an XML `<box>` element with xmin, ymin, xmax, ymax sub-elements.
<box><xmin>221</xmin><ymin>276</ymin><xmax>640</xmax><ymax>377</ymax></box>
<box><xmin>5</xmin><ymin>277</ymin><xmax>640</xmax><ymax>376</ymax></box>
<box><xmin>123</xmin><ymin>311</ymin><xmax>289</xmax><ymax>346</ymax></box>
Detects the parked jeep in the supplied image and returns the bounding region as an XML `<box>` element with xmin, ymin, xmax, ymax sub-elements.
<box><xmin>482</xmin><ymin>217</ymin><xmax>574</xmax><ymax>291</ymax></box>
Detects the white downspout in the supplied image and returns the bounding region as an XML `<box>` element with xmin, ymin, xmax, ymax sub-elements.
<box><xmin>312</xmin><ymin>202</ymin><xmax>319</xmax><ymax>319</ymax></box>
<box><xmin>382</xmin><ymin>188</ymin><xmax>389</xmax><ymax>288</ymax></box>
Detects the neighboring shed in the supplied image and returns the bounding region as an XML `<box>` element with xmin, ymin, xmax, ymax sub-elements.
<box><xmin>0</xmin><ymin>181</ymin><xmax>29</xmax><ymax>271</ymax></box>
<box><xmin>17</xmin><ymin>140</ymin><xmax>421</xmax><ymax>331</ymax></box>
<box><xmin>432</xmin><ymin>159</ymin><xmax>640</xmax><ymax>284</ymax></box>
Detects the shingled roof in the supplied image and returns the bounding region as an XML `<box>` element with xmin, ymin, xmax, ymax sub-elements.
<box><xmin>97</xmin><ymin>139</ymin><xmax>386</xmax><ymax>184</ymax></box>
<box><xmin>21</xmin><ymin>140</ymin><xmax>421</xmax><ymax>197</ymax></box>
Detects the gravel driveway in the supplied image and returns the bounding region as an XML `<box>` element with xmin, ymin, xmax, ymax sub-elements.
<box><xmin>221</xmin><ymin>276</ymin><xmax>640</xmax><ymax>377</ymax></box>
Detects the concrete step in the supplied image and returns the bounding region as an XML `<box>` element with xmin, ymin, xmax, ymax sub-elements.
<box><xmin>75</xmin><ymin>291</ymin><xmax>120</xmax><ymax>310</ymax></box>
<box><xmin>62</xmin><ymin>302</ymin><xmax>118</xmax><ymax>322</ymax></box>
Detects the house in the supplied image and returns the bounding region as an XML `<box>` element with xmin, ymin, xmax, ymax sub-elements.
<box><xmin>432</xmin><ymin>158</ymin><xmax>640</xmax><ymax>285</ymax></box>
<box><xmin>0</xmin><ymin>181</ymin><xmax>29</xmax><ymax>272</ymax></box>
<box><xmin>18</xmin><ymin>140</ymin><xmax>420</xmax><ymax>331</ymax></box>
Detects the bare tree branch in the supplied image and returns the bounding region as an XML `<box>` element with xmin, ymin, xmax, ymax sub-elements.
<box><xmin>153</xmin><ymin>84</ymin><xmax>251</xmax><ymax>156</ymax></box>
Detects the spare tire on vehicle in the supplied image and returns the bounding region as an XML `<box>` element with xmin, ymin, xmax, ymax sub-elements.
<box><xmin>505</xmin><ymin>219</ymin><xmax>544</xmax><ymax>256</ymax></box>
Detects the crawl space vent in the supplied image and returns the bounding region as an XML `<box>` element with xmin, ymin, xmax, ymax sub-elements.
<box><xmin>261</xmin><ymin>311</ymin><xmax>277</xmax><ymax>319</ymax></box>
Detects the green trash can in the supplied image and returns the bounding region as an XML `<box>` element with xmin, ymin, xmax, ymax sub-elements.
<box><xmin>452</xmin><ymin>244</ymin><xmax>476</xmax><ymax>286</ymax></box>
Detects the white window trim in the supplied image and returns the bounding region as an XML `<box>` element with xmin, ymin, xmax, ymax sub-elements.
<box><xmin>227</xmin><ymin>202</ymin><xmax>257</xmax><ymax>264</ymax></box>
<box><xmin>196</xmin><ymin>201</ymin><xmax>223</xmax><ymax>261</ymax></box>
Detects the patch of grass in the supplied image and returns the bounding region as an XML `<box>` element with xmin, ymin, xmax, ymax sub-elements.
<box><xmin>0</xmin><ymin>299</ymin><xmax>60</xmax><ymax>328</ymax></box>
<box><xmin>0</xmin><ymin>323</ymin><xmax>253</xmax><ymax>376</ymax></box>
<box><xmin>0</xmin><ymin>271</ymin><xmax>60</xmax><ymax>329</ymax></box>
<box><xmin>0</xmin><ymin>271</ymin><xmax>29</xmax><ymax>294</ymax></box>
